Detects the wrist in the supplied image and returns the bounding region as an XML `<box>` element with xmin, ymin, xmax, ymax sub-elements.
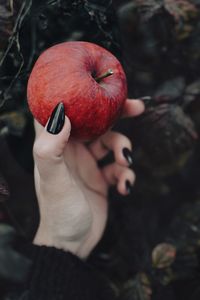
<box><xmin>33</xmin><ymin>225</ymin><xmax>84</xmax><ymax>258</ymax></box>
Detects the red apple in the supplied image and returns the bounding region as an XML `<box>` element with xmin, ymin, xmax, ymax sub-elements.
<box><xmin>27</xmin><ymin>41</ymin><xmax>127</xmax><ymax>141</ymax></box>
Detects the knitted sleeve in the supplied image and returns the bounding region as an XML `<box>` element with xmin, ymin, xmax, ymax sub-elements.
<box><xmin>17</xmin><ymin>244</ymin><xmax>115</xmax><ymax>300</ymax></box>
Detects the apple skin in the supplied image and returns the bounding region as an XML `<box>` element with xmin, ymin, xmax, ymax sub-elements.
<box><xmin>27</xmin><ymin>41</ymin><xmax>127</xmax><ymax>141</ymax></box>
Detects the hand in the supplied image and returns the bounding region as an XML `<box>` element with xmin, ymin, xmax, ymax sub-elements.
<box><xmin>33</xmin><ymin>99</ymin><xmax>144</xmax><ymax>258</ymax></box>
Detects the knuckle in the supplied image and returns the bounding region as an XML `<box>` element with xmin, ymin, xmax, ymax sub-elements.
<box><xmin>124</xmin><ymin>168</ymin><xmax>135</xmax><ymax>180</ymax></box>
<box><xmin>117</xmin><ymin>134</ymin><xmax>132</xmax><ymax>150</ymax></box>
<box><xmin>33</xmin><ymin>140</ymin><xmax>52</xmax><ymax>161</ymax></box>
<box><xmin>129</xmin><ymin>169</ymin><xmax>136</xmax><ymax>182</ymax></box>
<box><xmin>123</xmin><ymin>136</ymin><xmax>132</xmax><ymax>149</ymax></box>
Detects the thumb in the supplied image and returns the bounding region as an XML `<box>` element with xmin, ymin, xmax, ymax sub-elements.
<box><xmin>33</xmin><ymin>103</ymin><xmax>71</xmax><ymax>179</ymax></box>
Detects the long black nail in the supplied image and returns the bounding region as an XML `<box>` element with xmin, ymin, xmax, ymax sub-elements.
<box><xmin>140</xmin><ymin>96</ymin><xmax>152</xmax><ymax>108</ymax></box>
<box><xmin>125</xmin><ymin>180</ymin><xmax>132</xmax><ymax>194</ymax></box>
<box><xmin>47</xmin><ymin>103</ymin><xmax>65</xmax><ymax>134</ymax></box>
<box><xmin>97</xmin><ymin>151</ymin><xmax>115</xmax><ymax>168</ymax></box>
<box><xmin>122</xmin><ymin>148</ymin><xmax>133</xmax><ymax>165</ymax></box>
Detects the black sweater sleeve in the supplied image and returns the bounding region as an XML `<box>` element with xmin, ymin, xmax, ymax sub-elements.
<box><xmin>17</xmin><ymin>244</ymin><xmax>115</xmax><ymax>300</ymax></box>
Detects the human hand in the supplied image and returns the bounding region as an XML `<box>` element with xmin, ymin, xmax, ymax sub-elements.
<box><xmin>33</xmin><ymin>99</ymin><xmax>144</xmax><ymax>258</ymax></box>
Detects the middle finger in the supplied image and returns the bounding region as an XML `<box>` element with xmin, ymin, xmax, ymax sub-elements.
<box><xmin>88</xmin><ymin>131</ymin><xmax>133</xmax><ymax>168</ymax></box>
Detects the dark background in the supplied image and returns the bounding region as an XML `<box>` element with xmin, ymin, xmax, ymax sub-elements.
<box><xmin>1</xmin><ymin>1</ymin><xmax>200</xmax><ymax>299</ymax></box>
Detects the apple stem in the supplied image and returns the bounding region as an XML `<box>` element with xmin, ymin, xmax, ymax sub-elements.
<box><xmin>95</xmin><ymin>69</ymin><xmax>114</xmax><ymax>82</ymax></box>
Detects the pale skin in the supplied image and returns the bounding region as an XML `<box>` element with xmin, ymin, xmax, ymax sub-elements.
<box><xmin>33</xmin><ymin>99</ymin><xmax>145</xmax><ymax>259</ymax></box>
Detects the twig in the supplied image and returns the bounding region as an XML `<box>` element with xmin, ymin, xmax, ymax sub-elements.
<box><xmin>0</xmin><ymin>0</ymin><xmax>32</xmax><ymax>66</ymax></box>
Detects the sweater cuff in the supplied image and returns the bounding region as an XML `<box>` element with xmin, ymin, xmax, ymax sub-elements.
<box><xmin>20</xmin><ymin>244</ymin><xmax>114</xmax><ymax>300</ymax></box>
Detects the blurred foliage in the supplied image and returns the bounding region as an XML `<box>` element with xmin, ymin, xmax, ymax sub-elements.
<box><xmin>0</xmin><ymin>224</ymin><xmax>31</xmax><ymax>283</ymax></box>
<box><xmin>0</xmin><ymin>172</ymin><xmax>9</xmax><ymax>201</ymax></box>
<box><xmin>119</xmin><ymin>273</ymin><xmax>152</xmax><ymax>300</ymax></box>
<box><xmin>115</xmin><ymin>102</ymin><xmax>197</xmax><ymax>176</ymax></box>
<box><xmin>1</xmin><ymin>0</ymin><xmax>200</xmax><ymax>299</ymax></box>
<box><xmin>152</xmin><ymin>243</ymin><xmax>176</xmax><ymax>269</ymax></box>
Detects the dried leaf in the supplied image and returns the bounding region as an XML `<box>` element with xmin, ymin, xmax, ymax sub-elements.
<box><xmin>120</xmin><ymin>104</ymin><xmax>198</xmax><ymax>175</ymax></box>
<box><xmin>164</xmin><ymin>0</ymin><xmax>198</xmax><ymax>23</ymax></box>
<box><xmin>182</xmin><ymin>80</ymin><xmax>200</xmax><ymax>133</ymax></box>
<box><xmin>154</xmin><ymin>77</ymin><xmax>186</xmax><ymax>102</ymax></box>
<box><xmin>0</xmin><ymin>111</ymin><xmax>27</xmax><ymax>137</ymax></box>
<box><xmin>117</xmin><ymin>1</ymin><xmax>137</xmax><ymax>32</ymax></box>
<box><xmin>183</xmin><ymin>79</ymin><xmax>200</xmax><ymax>108</ymax></box>
<box><xmin>0</xmin><ymin>224</ymin><xmax>31</xmax><ymax>282</ymax></box>
<box><xmin>0</xmin><ymin>173</ymin><xmax>9</xmax><ymax>201</ymax></box>
<box><xmin>134</xmin><ymin>0</ymin><xmax>162</xmax><ymax>21</ymax></box>
<box><xmin>0</xmin><ymin>0</ymin><xmax>17</xmax><ymax>51</ymax></box>
<box><xmin>0</xmin><ymin>224</ymin><xmax>16</xmax><ymax>244</ymax></box>
<box><xmin>0</xmin><ymin>0</ymin><xmax>24</xmax><ymax>56</ymax></box>
<box><xmin>166</xmin><ymin>204</ymin><xmax>200</xmax><ymax>281</ymax></box>
<box><xmin>153</xmin><ymin>267</ymin><xmax>176</xmax><ymax>286</ymax></box>
<box><xmin>176</xmin><ymin>23</ymin><xmax>194</xmax><ymax>40</ymax></box>
<box><xmin>152</xmin><ymin>243</ymin><xmax>176</xmax><ymax>269</ymax></box>
<box><xmin>120</xmin><ymin>273</ymin><xmax>152</xmax><ymax>300</ymax></box>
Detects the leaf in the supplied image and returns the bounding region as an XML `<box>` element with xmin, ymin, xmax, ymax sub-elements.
<box><xmin>0</xmin><ymin>224</ymin><xmax>16</xmax><ymax>244</ymax></box>
<box><xmin>0</xmin><ymin>0</ymin><xmax>32</xmax><ymax>109</ymax></box>
<box><xmin>164</xmin><ymin>0</ymin><xmax>198</xmax><ymax>23</ymax></box>
<box><xmin>120</xmin><ymin>273</ymin><xmax>152</xmax><ymax>300</ymax></box>
<box><xmin>0</xmin><ymin>0</ymin><xmax>23</xmax><ymax>54</ymax></box>
<box><xmin>0</xmin><ymin>1</ymin><xmax>14</xmax><ymax>50</ymax></box>
<box><xmin>152</xmin><ymin>243</ymin><xmax>176</xmax><ymax>269</ymax></box>
<box><xmin>0</xmin><ymin>111</ymin><xmax>27</xmax><ymax>137</ymax></box>
<box><xmin>183</xmin><ymin>79</ymin><xmax>200</xmax><ymax>108</ymax></box>
<box><xmin>135</xmin><ymin>0</ymin><xmax>162</xmax><ymax>21</ymax></box>
<box><xmin>0</xmin><ymin>172</ymin><xmax>9</xmax><ymax>201</ymax></box>
<box><xmin>0</xmin><ymin>224</ymin><xmax>31</xmax><ymax>282</ymax></box>
<box><xmin>154</xmin><ymin>77</ymin><xmax>186</xmax><ymax>102</ymax></box>
<box><xmin>119</xmin><ymin>103</ymin><xmax>198</xmax><ymax>176</ymax></box>
<box><xmin>163</xmin><ymin>0</ymin><xmax>199</xmax><ymax>40</ymax></box>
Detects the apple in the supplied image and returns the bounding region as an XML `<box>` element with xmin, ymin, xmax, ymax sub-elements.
<box><xmin>27</xmin><ymin>41</ymin><xmax>127</xmax><ymax>141</ymax></box>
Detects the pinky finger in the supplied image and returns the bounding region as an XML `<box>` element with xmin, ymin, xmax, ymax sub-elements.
<box><xmin>117</xmin><ymin>168</ymin><xmax>136</xmax><ymax>196</ymax></box>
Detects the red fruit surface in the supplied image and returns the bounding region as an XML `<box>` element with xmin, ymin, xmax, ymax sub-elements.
<box><xmin>27</xmin><ymin>41</ymin><xmax>127</xmax><ymax>140</ymax></box>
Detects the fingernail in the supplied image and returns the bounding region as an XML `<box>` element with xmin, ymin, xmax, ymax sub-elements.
<box><xmin>122</xmin><ymin>148</ymin><xmax>133</xmax><ymax>165</ymax></box>
<box><xmin>140</xmin><ymin>96</ymin><xmax>152</xmax><ymax>107</ymax></box>
<box><xmin>47</xmin><ymin>103</ymin><xmax>65</xmax><ymax>134</ymax></box>
<box><xmin>140</xmin><ymin>96</ymin><xmax>152</xmax><ymax>101</ymax></box>
<box><xmin>97</xmin><ymin>151</ymin><xmax>115</xmax><ymax>168</ymax></box>
<box><xmin>125</xmin><ymin>180</ymin><xmax>132</xmax><ymax>194</ymax></box>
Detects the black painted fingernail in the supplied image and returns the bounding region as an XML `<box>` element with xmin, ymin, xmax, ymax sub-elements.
<box><xmin>125</xmin><ymin>180</ymin><xmax>132</xmax><ymax>194</ymax></box>
<box><xmin>47</xmin><ymin>102</ymin><xmax>65</xmax><ymax>134</ymax></box>
<box><xmin>122</xmin><ymin>148</ymin><xmax>133</xmax><ymax>165</ymax></box>
<box><xmin>140</xmin><ymin>96</ymin><xmax>152</xmax><ymax>108</ymax></box>
<box><xmin>97</xmin><ymin>151</ymin><xmax>115</xmax><ymax>168</ymax></box>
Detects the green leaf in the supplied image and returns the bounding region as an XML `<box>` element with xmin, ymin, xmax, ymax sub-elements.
<box><xmin>152</xmin><ymin>243</ymin><xmax>176</xmax><ymax>269</ymax></box>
